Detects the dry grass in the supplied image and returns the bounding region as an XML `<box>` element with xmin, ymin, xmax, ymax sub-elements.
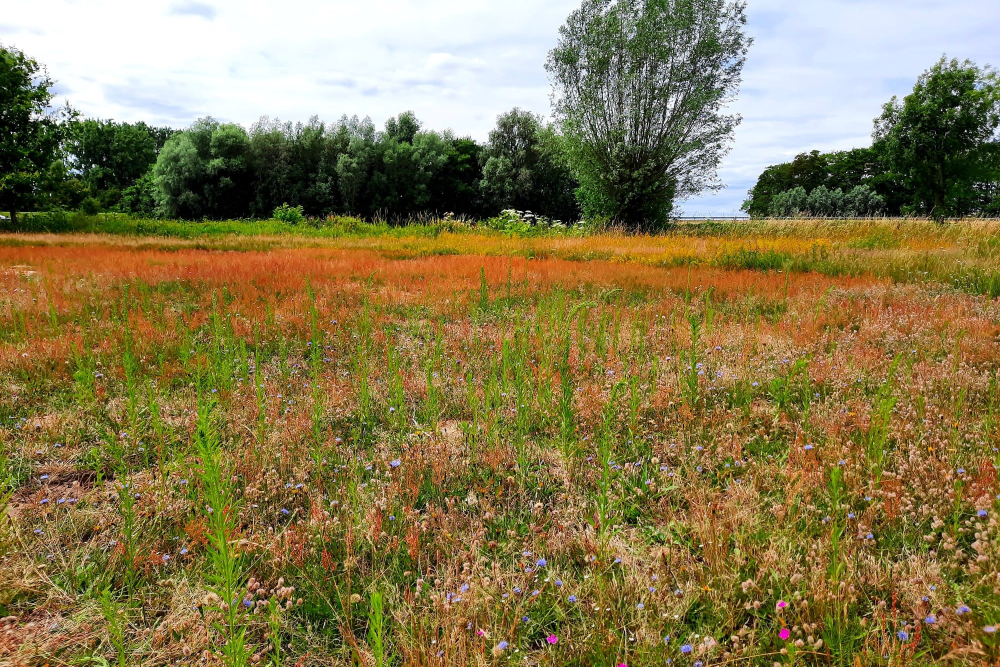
<box><xmin>2</xmin><ymin>220</ymin><xmax>1000</xmax><ymax>666</ymax></box>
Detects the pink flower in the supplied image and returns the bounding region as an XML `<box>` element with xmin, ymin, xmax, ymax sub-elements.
<box><xmin>546</xmin><ymin>634</ymin><xmax>558</xmax><ymax>645</ymax></box>
<box><xmin>779</xmin><ymin>628</ymin><xmax>790</xmax><ymax>641</ymax></box>
<box><xmin>777</xmin><ymin>600</ymin><xmax>787</xmax><ymax>609</ymax></box>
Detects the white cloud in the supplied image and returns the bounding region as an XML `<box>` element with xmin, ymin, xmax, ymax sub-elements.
<box><xmin>166</xmin><ymin>1</ymin><xmax>219</xmax><ymax>20</ymax></box>
<box><xmin>3</xmin><ymin>0</ymin><xmax>998</xmax><ymax>215</ymax></box>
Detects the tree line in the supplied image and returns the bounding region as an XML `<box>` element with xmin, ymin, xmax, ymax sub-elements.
<box><xmin>7</xmin><ymin>4</ymin><xmax>999</xmax><ymax>228</ymax></box>
<box><xmin>1</xmin><ymin>0</ymin><xmax>751</xmax><ymax>230</ymax></box>
<box><xmin>1</xmin><ymin>101</ymin><xmax>581</xmax><ymax>223</ymax></box>
<box><xmin>743</xmin><ymin>57</ymin><xmax>1000</xmax><ymax>219</ymax></box>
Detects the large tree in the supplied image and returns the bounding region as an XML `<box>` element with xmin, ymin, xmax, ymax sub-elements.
<box><xmin>0</xmin><ymin>44</ymin><xmax>65</xmax><ymax>226</ymax></box>
<box><xmin>152</xmin><ymin>118</ymin><xmax>251</xmax><ymax>219</ymax></box>
<box><xmin>873</xmin><ymin>57</ymin><xmax>1000</xmax><ymax>218</ymax></box>
<box><xmin>546</xmin><ymin>0</ymin><xmax>750</xmax><ymax>229</ymax></box>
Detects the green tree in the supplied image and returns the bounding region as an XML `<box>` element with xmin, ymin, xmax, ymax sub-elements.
<box><xmin>152</xmin><ymin>118</ymin><xmax>251</xmax><ymax>219</ymax></box>
<box><xmin>0</xmin><ymin>44</ymin><xmax>66</xmax><ymax>226</ymax></box>
<box><xmin>34</xmin><ymin>159</ymin><xmax>90</xmax><ymax>212</ymax></box>
<box><xmin>366</xmin><ymin>113</ymin><xmax>453</xmax><ymax>219</ymax></box>
<box><xmin>335</xmin><ymin>116</ymin><xmax>377</xmax><ymax>216</ymax></box>
<box><xmin>429</xmin><ymin>136</ymin><xmax>484</xmax><ymax>218</ymax></box>
<box><xmin>768</xmin><ymin>186</ymin><xmax>808</xmax><ymax>217</ymax></box>
<box><xmin>117</xmin><ymin>170</ymin><xmax>159</xmax><ymax>217</ymax></box>
<box><xmin>546</xmin><ymin>0</ymin><xmax>750</xmax><ymax>229</ymax></box>
<box><xmin>844</xmin><ymin>184</ymin><xmax>885</xmax><ymax>217</ymax></box>
<box><xmin>67</xmin><ymin>119</ymin><xmax>174</xmax><ymax>209</ymax></box>
<box><xmin>873</xmin><ymin>56</ymin><xmax>1000</xmax><ymax>218</ymax></box>
<box><xmin>384</xmin><ymin>111</ymin><xmax>421</xmax><ymax>144</ymax></box>
<box><xmin>742</xmin><ymin>148</ymin><xmax>885</xmax><ymax>217</ymax></box>
<box><xmin>479</xmin><ymin>108</ymin><xmax>579</xmax><ymax>221</ymax></box>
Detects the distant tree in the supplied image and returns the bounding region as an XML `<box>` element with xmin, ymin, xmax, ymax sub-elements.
<box><xmin>369</xmin><ymin>121</ymin><xmax>451</xmax><ymax>219</ymax></box>
<box><xmin>873</xmin><ymin>56</ymin><xmax>1000</xmax><ymax>218</ymax></box>
<box><xmin>286</xmin><ymin>116</ymin><xmax>339</xmax><ymax>215</ymax></box>
<box><xmin>480</xmin><ymin>108</ymin><xmax>579</xmax><ymax>220</ymax></box>
<box><xmin>384</xmin><ymin>111</ymin><xmax>421</xmax><ymax>144</ymax></box>
<box><xmin>768</xmin><ymin>186</ymin><xmax>808</xmax><ymax>217</ymax></box>
<box><xmin>806</xmin><ymin>185</ymin><xmax>833</xmax><ymax>217</ymax></box>
<box><xmin>0</xmin><ymin>44</ymin><xmax>66</xmax><ymax>226</ymax></box>
<box><xmin>430</xmin><ymin>136</ymin><xmax>484</xmax><ymax>218</ymax></box>
<box><xmin>67</xmin><ymin>119</ymin><xmax>174</xmax><ymax>209</ymax></box>
<box><xmin>152</xmin><ymin>118</ymin><xmax>251</xmax><ymax>219</ymax></box>
<box><xmin>335</xmin><ymin>115</ymin><xmax>378</xmax><ymax>216</ymax></box>
<box><xmin>843</xmin><ymin>184</ymin><xmax>885</xmax><ymax>217</ymax></box>
<box><xmin>34</xmin><ymin>159</ymin><xmax>90</xmax><ymax>211</ymax></box>
<box><xmin>546</xmin><ymin>0</ymin><xmax>751</xmax><ymax>228</ymax></box>
<box><xmin>742</xmin><ymin>148</ymin><xmax>881</xmax><ymax>217</ymax></box>
<box><xmin>117</xmin><ymin>170</ymin><xmax>158</xmax><ymax>217</ymax></box>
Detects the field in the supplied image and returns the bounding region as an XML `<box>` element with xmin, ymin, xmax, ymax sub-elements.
<box><xmin>3</xmin><ymin>220</ymin><xmax>1000</xmax><ymax>666</ymax></box>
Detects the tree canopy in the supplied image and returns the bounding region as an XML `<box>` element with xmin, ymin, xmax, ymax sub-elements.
<box><xmin>546</xmin><ymin>0</ymin><xmax>750</xmax><ymax>229</ymax></box>
<box><xmin>148</xmin><ymin>112</ymin><xmax>496</xmax><ymax>221</ymax></box>
<box><xmin>873</xmin><ymin>57</ymin><xmax>1000</xmax><ymax>218</ymax></box>
<box><xmin>744</xmin><ymin>57</ymin><xmax>1000</xmax><ymax>219</ymax></box>
<box><xmin>0</xmin><ymin>43</ymin><xmax>65</xmax><ymax>225</ymax></box>
<box><xmin>67</xmin><ymin>119</ymin><xmax>174</xmax><ymax>208</ymax></box>
<box><xmin>479</xmin><ymin>108</ymin><xmax>580</xmax><ymax>222</ymax></box>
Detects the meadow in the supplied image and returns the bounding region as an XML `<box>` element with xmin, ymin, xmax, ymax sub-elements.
<box><xmin>3</xmin><ymin>219</ymin><xmax>1000</xmax><ymax>666</ymax></box>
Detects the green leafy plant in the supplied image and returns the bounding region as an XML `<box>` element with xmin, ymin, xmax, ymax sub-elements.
<box><xmin>196</xmin><ymin>392</ymin><xmax>251</xmax><ymax>667</ymax></box>
<box><xmin>272</xmin><ymin>202</ymin><xmax>305</xmax><ymax>225</ymax></box>
<box><xmin>99</xmin><ymin>588</ymin><xmax>129</xmax><ymax>667</ymax></box>
<box><xmin>366</xmin><ymin>590</ymin><xmax>392</xmax><ymax>667</ymax></box>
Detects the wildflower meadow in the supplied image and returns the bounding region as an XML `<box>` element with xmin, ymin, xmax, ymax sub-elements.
<box><xmin>3</xmin><ymin>219</ymin><xmax>1000</xmax><ymax>665</ymax></box>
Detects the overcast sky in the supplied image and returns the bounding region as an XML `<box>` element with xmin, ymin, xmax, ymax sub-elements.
<box><xmin>2</xmin><ymin>0</ymin><xmax>998</xmax><ymax>214</ymax></box>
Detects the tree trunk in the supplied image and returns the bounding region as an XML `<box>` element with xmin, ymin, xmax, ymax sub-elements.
<box><xmin>9</xmin><ymin>210</ymin><xmax>16</xmax><ymax>227</ymax></box>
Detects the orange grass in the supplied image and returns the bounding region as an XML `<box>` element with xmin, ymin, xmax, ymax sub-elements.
<box><xmin>2</xmin><ymin>231</ymin><xmax>1000</xmax><ymax>666</ymax></box>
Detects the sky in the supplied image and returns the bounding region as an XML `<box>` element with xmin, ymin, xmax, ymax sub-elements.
<box><xmin>2</xmin><ymin>0</ymin><xmax>999</xmax><ymax>215</ymax></box>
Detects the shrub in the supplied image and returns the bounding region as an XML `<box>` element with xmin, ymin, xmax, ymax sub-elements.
<box><xmin>769</xmin><ymin>186</ymin><xmax>809</xmax><ymax>217</ymax></box>
<box><xmin>273</xmin><ymin>203</ymin><xmax>305</xmax><ymax>224</ymax></box>
<box><xmin>844</xmin><ymin>185</ymin><xmax>886</xmax><ymax>217</ymax></box>
<box><xmin>79</xmin><ymin>197</ymin><xmax>101</xmax><ymax>215</ymax></box>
